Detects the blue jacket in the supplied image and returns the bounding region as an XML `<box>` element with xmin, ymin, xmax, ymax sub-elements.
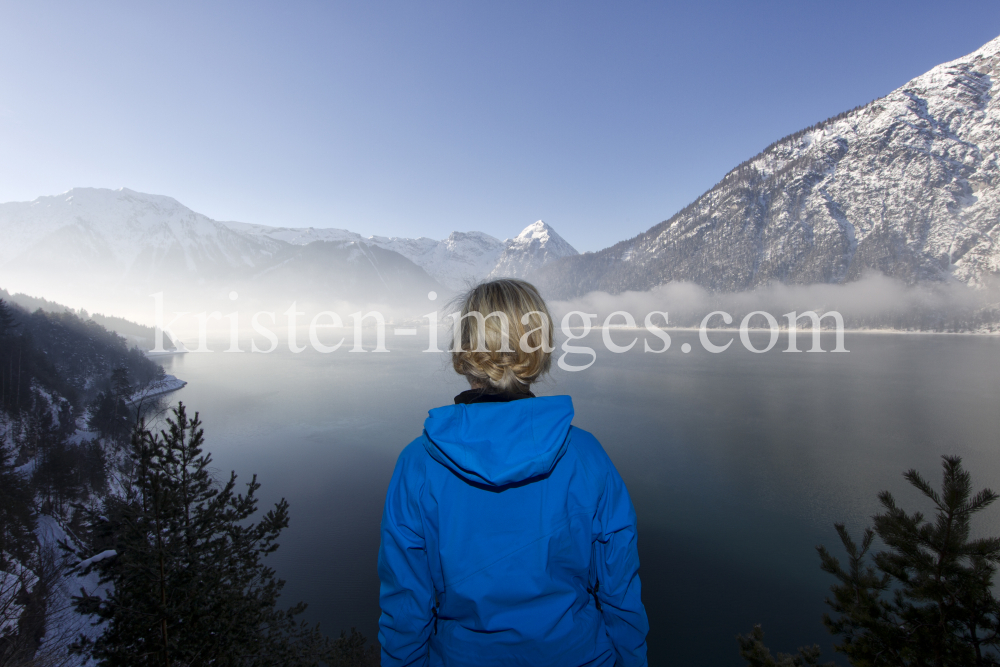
<box><xmin>378</xmin><ymin>395</ymin><xmax>648</xmax><ymax>666</ymax></box>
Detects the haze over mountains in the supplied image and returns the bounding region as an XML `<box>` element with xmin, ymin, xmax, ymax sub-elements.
<box><xmin>0</xmin><ymin>187</ymin><xmax>577</xmax><ymax>313</ymax></box>
<box><xmin>2</xmin><ymin>36</ymin><xmax>1000</xmax><ymax>323</ymax></box>
<box><xmin>227</xmin><ymin>217</ymin><xmax>577</xmax><ymax>289</ymax></box>
<box><xmin>533</xmin><ymin>35</ymin><xmax>1000</xmax><ymax>298</ymax></box>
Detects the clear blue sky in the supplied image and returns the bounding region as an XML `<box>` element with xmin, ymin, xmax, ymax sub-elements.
<box><xmin>2</xmin><ymin>2</ymin><xmax>998</xmax><ymax>251</ymax></box>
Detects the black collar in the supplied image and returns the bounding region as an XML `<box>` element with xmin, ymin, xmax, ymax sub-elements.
<box><xmin>454</xmin><ymin>388</ymin><xmax>536</xmax><ymax>405</ymax></box>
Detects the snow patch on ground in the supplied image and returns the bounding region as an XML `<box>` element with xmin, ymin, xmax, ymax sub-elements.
<box><xmin>34</xmin><ymin>515</ymin><xmax>104</xmax><ymax>667</ymax></box>
<box><xmin>127</xmin><ymin>374</ymin><xmax>186</xmax><ymax>404</ymax></box>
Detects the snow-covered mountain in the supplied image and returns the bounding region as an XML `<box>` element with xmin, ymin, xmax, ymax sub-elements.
<box><xmin>0</xmin><ymin>188</ymin><xmax>576</xmax><ymax>309</ymax></box>
<box><xmin>224</xmin><ymin>220</ymin><xmax>364</xmax><ymax>246</ymax></box>
<box><xmin>229</xmin><ymin>219</ymin><xmax>576</xmax><ymax>289</ymax></box>
<box><xmin>368</xmin><ymin>231</ymin><xmax>506</xmax><ymax>289</ymax></box>
<box><xmin>250</xmin><ymin>240</ymin><xmax>442</xmax><ymax>305</ymax></box>
<box><xmin>0</xmin><ymin>188</ymin><xmax>441</xmax><ymax>307</ymax></box>
<box><xmin>488</xmin><ymin>221</ymin><xmax>578</xmax><ymax>280</ymax></box>
<box><xmin>534</xmin><ymin>34</ymin><xmax>1000</xmax><ymax>298</ymax></box>
<box><xmin>0</xmin><ymin>188</ymin><xmax>283</xmax><ymax>285</ymax></box>
<box><xmin>10</xmin><ymin>37</ymin><xmax>1000</xmax><ymax>309</ymax></box>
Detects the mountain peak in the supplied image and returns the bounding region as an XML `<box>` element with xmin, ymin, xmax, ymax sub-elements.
<box><xmin>516</xmin><ymin>220</ymin><xmax>551</xmax><ymax>240</ymax></box>
<box><xmin>488</xmin><ymin>221</ymin><xmax>578</xmax><ymax>281</ymax></box>
<box><xmin>3</xmin><ymin>184</ymin><xmax>581</xmax><ymax>295</ymax></box>
<box><xmin>511</xmin><ymin>221</ymin><xmax>577</xmax><ymax>255</ymax></box>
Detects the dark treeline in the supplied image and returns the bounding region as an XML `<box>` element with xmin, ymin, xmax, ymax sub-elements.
<box><xmin>0</xmin><ymin>297</ymin><xmax>160</xmax><ymax>413</ymax></box>
<box><xmin>0</xmin><ymin>288</ymin><xmax>175</xmax><ymax>352</ymax></box>
<box><xmin>0</xmin><ymin>298</ymin><xmax>375</xmax><ymax>666</ymax></box>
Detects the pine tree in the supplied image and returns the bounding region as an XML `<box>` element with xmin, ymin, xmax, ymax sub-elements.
<box><xmin>69</xmin><ymin>403</ymin><xmax>375</xmax><ymax>666</ymax></box>
<box><xmin>0</xmin><ymin>300</ymin><xmax>24</xmax><ymax>415</ymax></box>
<box><xmin>818</xmin><ymin>456</ymin><xmax>1000</xmax><ymax>666</ymax></box>
<box><xmin>739</xmin><ymin>456</ymin><xmax>1000</xmax><ymax>666</ymax></box>
<box><xmin>737</xmin><ymin>625</ymin><xmax>833</xmax><ymax>667</ymax></box>
<box><xmin>0</xmin><ymin>301</ymin><xmax>17</xmax><ymax>339</ymax></box>
<box><xmin>0</xmin><ymin>432</ymin><xmax>38</xmax><ymax>667</ymax></box>
<box><xmin>87</xmin><ymin>368</ymin><xmax>134</xmax><ymax>448</ymax></box>
<box><xmin>0</xmin><ymin>434</ymin><xmax>34</xmax><ymax>568</ymax></box>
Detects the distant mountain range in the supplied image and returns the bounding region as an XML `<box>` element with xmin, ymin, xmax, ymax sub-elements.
<box><xmin>532</xmin><ymin>35</ymin><xmax>1000</xmax><ymax>298</ymax></box>
<box><xmin>3</xmin><ymin>35</ymin><xmax>999</xmax><ymax>313</ymax></box>
<box><xmin>0</xmin><ymin>187</ymin><xmax>577</xmax><ymax>308</ymax></box>
<box><xmin>227</xmin><ymin>217</ymin><xmax>577</xmax><ymax>289</ymax></box>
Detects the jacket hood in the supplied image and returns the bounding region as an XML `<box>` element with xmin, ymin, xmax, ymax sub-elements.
<box><xmin>422</xmin><ymin>396</ymin><xmax>574</xmax><ymax>487</ymax></box>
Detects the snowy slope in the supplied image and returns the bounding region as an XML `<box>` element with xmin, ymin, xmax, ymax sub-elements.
<box><xmin>228</xmin><ymin>220</ymin><xmax>576</xmax><ymax>289</ymax></box>
<box><xmin>0</xmin><ymin>186</ymin><xmax>576</xmax><ymax>303</ymax></box>
<box><xmin>224</xmin><ymin>220</ymin><xmax>365</xmax><ymax>246</ymax></box>
<box><xmin>0</xmin><ymin>188</ymin><xmax>282</xmax><ymax>281</ymax></box>
<box><xmin>251</xmin><ymin>238</ymin><xmax>443</xmax><ymax>304</ymax></box>
<box><xmin>488</xmin><ymin>221</ymin><xmax>579</xmax><ymax>280</ymax></box>
<box><xmin>0</xmin><ymin>186</ymin><xmax>577</xmax><ymax>299</ymax></box>
<box><xmin>369</xmin><ymin>231</ymin><xmax>506</xmax><ymax>289</ymax></box>
<box><xmin>535</xmin><ymin>34</ymin><xmax>1000</xmax><ymax>297</ymax></box>
<box><xmin>225</xmin><ymin>221</ymin><xmax>506</xmax><ymax>288</ymax></box>
<box><xmin>0</xmin><ymin>188</ymin><xmax>443</xmax><ymax>305</ymax></box>
<box><xmin>33</xmin><ymin>515</ymin><xmax>104</xmax><ymax>667</ymax></box>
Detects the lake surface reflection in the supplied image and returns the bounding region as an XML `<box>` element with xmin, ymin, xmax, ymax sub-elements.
<box><xmin>154</xmin><ymin>331</ymin><xmax>1000</xmax><ymax>666</ymax></box>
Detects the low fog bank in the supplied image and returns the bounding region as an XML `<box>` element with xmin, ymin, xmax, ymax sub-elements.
<box><xmin>0</xmin><ymin>283</ymin><xmax>454</xmax><ymax>329</ymax></box>
<box><xmin>5</xmin><ymin>274</ymin><xmax>1000</xmax><ymax>355</ymax></box>
<box><xmin>549</xmin><ymin>274</ymin><xmax>1000</xmax><ymax>332</ymax></box>
<box><xmin>0</xmin><ymin>259</ymin><xmax>455</xmax><ymax>331</ymax></box>
<box><xmin>153</xmin><ymin>274</ymin><xmax>1000</xmax><ymax>351</ymax></box>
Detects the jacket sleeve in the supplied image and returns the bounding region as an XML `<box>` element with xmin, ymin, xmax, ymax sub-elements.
<box><xmin>378</xmin><ymin>453</ymin><xmax>435</xmax><ymax>666</ymax></box>
<box><xmin>594</xmin><ymin>464</ymin><xmax>649</xmax><ymax>666</ymax></box>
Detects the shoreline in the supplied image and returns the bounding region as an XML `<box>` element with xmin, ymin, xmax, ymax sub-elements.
<box><xmin>127</xmin><ymin>374</ymin><xmax>187</xmax><ymax>404</ymax></box>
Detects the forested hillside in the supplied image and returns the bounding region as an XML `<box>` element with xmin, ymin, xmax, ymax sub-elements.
<box><xmin>0</xmin><ymin>288</ymin><xmax>176</xmax><ymax>352</ymax></box>
<box><xmin>0</xmin><ymin>298</ymin><xmax>170</xmax><ymax>664</ymax></box>
<box><xmin>0</xmin><ymin>298</ymin><xmax>376</xmax><ymax>666</ymax></box>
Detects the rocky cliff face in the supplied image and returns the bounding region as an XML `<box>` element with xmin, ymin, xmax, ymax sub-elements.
<box><xmin>533</xmin><ymin>36</ymin><xmax>1000</xmax><ymax>298</ymax></box>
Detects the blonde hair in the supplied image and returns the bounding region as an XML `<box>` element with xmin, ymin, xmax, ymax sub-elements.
<box><xmin>451</xmin><ymin>279</ymin><xmax>554</xmax><ymax>392</ymax></box>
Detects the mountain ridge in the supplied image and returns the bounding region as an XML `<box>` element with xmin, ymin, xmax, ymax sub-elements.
<box><xmin>10</xmin><ymin>36</ymin><xmax>998</xmax><ymax>307</ymax></box>
<box><xmin>0</xmin><ymin>187</ymin><xmax>437</xmax><ymax>307</ymax></box>
<box><xmin>0</xmin><ymin>187</ymin><xmax>577</xmax><ymax>309</ymax></box>
<box><xmin>532</xmin><ymin>34</ymin><xmax>1000</xmax><ymax>298</ymax></box>
<box><xmin>227</xmin><ymin>217</ymin><xmax>578</xmax><ymax>289</ymax></box>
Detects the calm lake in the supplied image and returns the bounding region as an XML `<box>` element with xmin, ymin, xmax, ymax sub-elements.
<box><xmin>153</xmin><ymin>331</ymin><xmax>1000</xmax><ymax>666</ymax></box>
